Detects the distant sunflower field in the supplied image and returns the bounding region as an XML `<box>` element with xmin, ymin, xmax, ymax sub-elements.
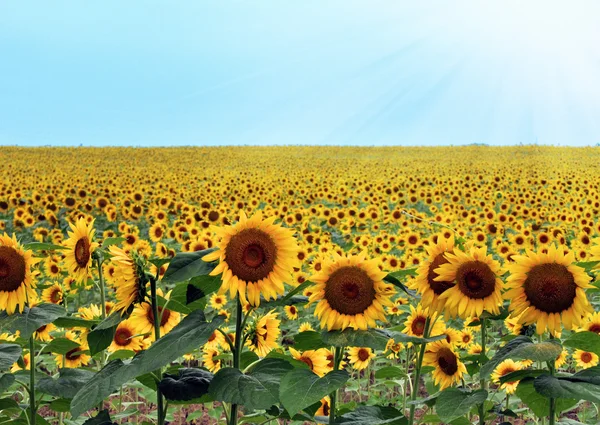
<box><xmin>0</xmin><ymin>146</ymin><xmax>599</xmax><ymax>425</ymax></box>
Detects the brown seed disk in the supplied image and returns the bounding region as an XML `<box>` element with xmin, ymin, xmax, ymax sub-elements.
<box><xmin>437</xmin><ymin>347</ymin><xmax>459</xmax><ymax>375</ymax></box>
<box><xmin>523</xmin><ymin>263</ymin><xmax>577</xmax><ymax>313</ymax></box>
<box><xmin>75</xmin><ymin>237</ymin><xmax>91</xmax><ymax>268</ymax></box>
<box><xmin>0</xmin><ymin>246</ymin><xmax>26</xmax><ymax>292</ymax></box>
<box><xmin>225</xmin><ymin>229</ymin><xmax>277</xmax><ymax>283</ymax></box>
<box><xmin>428</xmin><ymin>253</ymin><xmax>454</xmax><ymax>295</ymax></box>
<box><xmin>456</xmin><ymin>261</ymin><xmax>496</xmax><ymax>299</ymax></box>
<box><xmin>324</xmin><ymin>266</ymin><xmax>376</xmax><ymax>315</ymax></box>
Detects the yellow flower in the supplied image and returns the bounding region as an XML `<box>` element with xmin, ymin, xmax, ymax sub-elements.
<box><xmin>202</xmin><ymin>348</ymin><xmax>221</xmax><ymax>372</ymax></box>
<box><xmin>284</xmin><ymin>305</ymin><xmax>299</xmax><ymax>320</ymax></box>
<box><xmin>63</xmin><ymin>218</ymin><xmax>98</xmax><ymax>283</ymax></box>
<box><xmin>129</xmin><ymin>289</ymin><xmax>181</xmax><ymax>340</ymax></box>
<box><xmin>108</xmin><ymin>246</ymin><xmax>146</xmax><ymax>314</ymax></box>
<box><xmin>204</xmin><ymin>211</ymin><xmax>298</xmax><ymax>306</ymax></box>
<box><xmin>245</xmin><ymin>310</ymin><xmax>280</xmax><ymax>357</ymax></box>
<box><xmin>41</xmin><ymin>283</ymin><xmax>64</xmax><ymax>305</ymax></box>
<box><xmin>423</xmin><ymin>341</ymin><xmax>466</xmax><ymax>390</ymax></box>
<box><xmin>491</xmin><ymin>359</ymin><xmax>522</xmax><ymax>394</ymax></box>
<box><xmin>309</xmin><ymin>252</ymin><xmax>393</xmax><ymax>331</ymax></box>
<box><xmin>347</xmin><ymin>347</ymin><xmax>375</xmax><ymax>370</ymax></box>
<box><xmin>573</xmin><ymin>349</ymin><xmax>599</xmax><ymax>369</ymax></box>
<box><xmin>34</xmin><ymin>323</ymin><xmax>56</xmax><ymax>342</ymax></box>
<box><xmin>55</xmin><ymin>331</ymin><xmax>91</xmax><ymax>368</ymax></box>
<box><xmin>0</xmin><ymin>233</ymin><xmax>39</xmax><ymax>314</ymax></box>
<box><xmin>505</xmin><ymin>245</ymin><xmax>593</xmax><ymax>335</ymax></box>
<box><xmin>289</xmin><ymin>347</ymin><xmax>329</xmax><ymax>377</ymax></box>
<box><xmin>209</xmin><ymin>293</ymin><xmax>227</xmax><ymax>310</ymax></box>
<box><xmin>299</xmin><ymin>322</ymin><xmax>314</xmax><ymax>332</ymax></box>
<box><xmin>108</xmin><ymin>320</ymin><xmax>146</xmax><ymax>353</ymax></box>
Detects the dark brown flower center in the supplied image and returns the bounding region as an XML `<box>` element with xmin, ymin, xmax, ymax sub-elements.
<box><xmin>437</xmin><ymin>347</ymin><xmax>458</xmax><ymax>375</ymax></box>
<box><xmin>290</xmin><ymin>306</ymin><xmax>297</xmax><ymax>314</ymax></box>
<box><xmin>66</xmin><ymin>347</ymin><xmax>83</xmax><ymax>361</ymax></box>
<box><xmin>322</xmin><ymin>401</ymin><xmax>330</xmax><ymax>417</ymax></box>
<box><xmin>456</xmin><ymin>261</ymin><xmax>496</xmax><ymax>299</ymax></box>
<box><xmin>523</xmin><ymin>264</ymin><xmax>577</xmax><ymax>313</ymax></box>
<box><xmin>411</xmin><ymin>316</ymin><xmax>426</xmax><ymax>336</ymax></box>
<box><xmin>50</xmin><ymin>289</ymin><xmax>62</xmax><ymax>304</ymax></box>
<box><xmin>74</xmin><ymin>237</ymin><xmax>90</xmax><ymax>268</ymax></box>
<box><xmin>225</xmin><ymin>229</ymin><xmax>277</xmax><ymax>283</ymax></box>
<box><xmin>300</xmin><ymin>356</ymin><xmax>314</xmax><ymax>370</ymax></box>
<box><xmin>0</xmin><ymin>246</ymin><xmax>26</xmax><ymax>292</ymax></box>
<box><xmin>581</xmin><ymin>352</ymin><xmax>592</xmax><ymax>363</ymax></box>
<box><xmin>324</xmin><ymin>266</ymin><xmax>376</xmax><ymax>315</ymax></box>
<box><xmin>588</xmin><ymin>324</ymin><xmax>600</xmax><ymax>334</ymax></box>
<box><xmin>114</xmin><ymin>328</ymin><xmax>133</xmax><ymax>346</ymax></box>
<box><xmin>358</xmin><ymin>348</ymin><xmax>370</xmax><ymax>361</ymax></box>
<box><xmin>146</xmin><ymin>306</ymin><xmax>172</xmax><ymax>327</ymax></box>
<box><xmin>428</xmin><ymin>253</ymin><xmax>454</xmax><ymax>295</ymax></box>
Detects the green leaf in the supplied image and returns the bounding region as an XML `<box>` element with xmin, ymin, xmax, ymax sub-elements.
<box><xmin>159</xmin><ymin>368</ymin><xmax>213</xmax><ymax>402</ymax></box>
<box><xmin>37</xmin><ymin>369</ymin><xmax>96</xmax><ymax>399</ymax></box>
<box><xmin>563</xmin><ymin>331</ymin><xmax>600</xmax><ymax>356</ymax></box>
<box><xmin>86</xmin><ymin>312</ymin><xmax>124</xmax><ymax>356</ymax></box>
<box><xmin>327</xmin><ymin>405</ymin><xmax>408</xmax><ymax>424</ymax></box>
<box><xmin>498</xmin><ymin>369</ymin><xmax>546</xmax><ymax>384</ymax></box>
<box><xmin>325</xmin><ymin>327</ymin><xmax>445</xmax><ymax>350</ymax></box>
<box><xmin>168</xmin><ymin>275</ymin><xmax>221</xmax><ymax>313</ymax></box>
<box><xmin>515</xmin><ymin>378</ymin><xmax>578</xmax><ymax>417</ymax></box>
<box><xmin>264</xmin><ymin>280</ymin><xmax>314</xmax><ymax>307</ymax></box>
<box><xmin>42</xmin><ymin>338</ymin><xmax>81</xmax><ymax>355</ymax></box>
<box><xmin>48</xmin><ymin>398</ymin><xmax>72</xmax><ymax>413</ymax></box>
<box><xmin>209</xmin><ymin>358</ymin><xmax>293</xmax><ymax>410</ymax></box>
<box><xmin>240</xmin><ymin>351</ymin><xmax>259</xmax><ymax>370</ymax></box>
<box><xmin>436</xmin><ymin>388</ymin><xmax>488</xmax><ymax>423</ymax></box>
<box><xmin>374</xmin><ymin>366</ymin><xmax>408</xmax><ymax>380</ymax></box>
<box><xmin>384</xmin><ymin>270</ymin><xmax>417</xmax><ymax>297</ymax></box>
<box><xmin>23</xmin><ymin>242</ymin><xmax>66</xmax><ymax>251</ymax></box>
<box><xmin>0</xmin><ymin>398</ymin><xmax>18</xmax><ymax>410</ymax></box>
<box><xmin>81</xmin><ymin>410</ymin><xmax>116</xmax><ymax>425</ymax></box>
<box><xmin>101</xmin><ymin>237</ymin><xmax>125</xmax><ymax>249</ymax></box>
<box><xmin>293</xmin><ymin>331</ymin><xmax>329</xmax><ymax>351</ymax></box>
<box><xmin>70</xmin><ymin>311</ymin><xmax>223</xmax><ymax>418</ymax></box>
<box><xmin>0</xmin><ymin>344</ymin><xmax>21</xmax><ymax>370</ymax></box>
<box><xmin>574</xmin><ymin>261</ymin><xmax>600</xmax><ymax>271</ymax></box>
<box><xmin>161</xmin><ymin>249</ymin><xmax>217</xmax><ymax>284</ymax></box>
<box><xmin>279</xmin><ymin>369</ymin><xmax>349</xmax><ymax>418</ymax></box>
<box><xmin>0</xmin><ymin>374</ymin><xmax>14</xmax><ymax>393</ymax></box>
<box><xmin>533</xmin><ymin>373</ymin><xmax>600</xmax><ymax>403</ymax></box>
<box><xmin>0</xmin><ymin>304</ymin><xmax>65</xmax><ymax>339</ymax></box>
<box><xmin>53</xmin><ymin>316</ymin><xmax>99</xmax><ymax>329</ymax></box>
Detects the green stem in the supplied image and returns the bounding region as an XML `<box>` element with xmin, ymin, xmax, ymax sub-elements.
<box><xmin>478</xmin><ymin>318</ymin><xmax>487</xmax><ymax>425</ymax></box>
<box><xmin>548</xmin><ymin>333</ymin><xmax>556</xmax><ymax>425</ymax></box>
<box><xmin>150</xmin><ymin>276</ymin><xmax>165</xmax><ymax>425</ymax></box>
<box><xmin>230</xmin><ymin>297</ymin><xmax>244</xmax><ymax>425</ymax></box>
<box><xmin>96</xmin><ymin>257</ymin><xmax>107</xmax><ymax>321</ymax></box>
<box><xmin>29</xmin><ymin>335</ymin><xmax>36</xmax><ymax>425</ymax></box>
<box><xmin>408</xmin><ymin>317</ymin><xmax>431</xmax><ymax>425</ymax></box>
<box><xmin>329</xmin><ymin>346</ymin><xmax>343</xmax><ymax>425</ymax></box>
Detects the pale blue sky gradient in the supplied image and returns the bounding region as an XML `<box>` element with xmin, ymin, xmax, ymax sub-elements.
<box><xmin>1</xmin><ymin>1</ymin><xmax>599</xmax><ymax>146</ymax></box>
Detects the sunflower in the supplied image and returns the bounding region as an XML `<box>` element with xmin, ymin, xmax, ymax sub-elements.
<box><xmin>309</xmin><ymin>252</ymin><xmax>393</xmax><ymax>331</ymax></box>
<box><xmin>315</xmin><ymin>396</ymin><xmax>331</xmax><ymax>424</ymax></box>
<box><xmin>55</xmin><ymin>331</ymin><xmax>91</xmax><ymax>368</ymax></box>
<box><xmin>411</xmin><ymin>235</ymin><xmax>455</xmax><ymax>312</ymax></box>
<box><xmin>246</xmin><ymin>310</ymin><xmax>280</xmax><ymax>357</ymax></box>
<box><xmin>204</xmin><ymin>329</ymin><xmax>227</xmax><ymax>351</ymax></box>
<box><xmin>468</xmin><ymin>344</ymin><xmax>483</xmax><ymax>355</ymax></box>
<box><xmin>435</xmin><ymin>246</ymin><xmax>503</xmax><ymax>319</ymax></box>
<box><xmin>385</xmin><ymin>339</ymin><xmax>405</xmax><ymax>359</ymax></box>
<box><xmin>491</xmin><ymin>359</ymin><xmax>522</xmax><ymax>394</ymax></box>
<box><xmin>108</xmin><ymin>246</ymin><xmax>147</xmax><ymax>315</ymax></box>
<box><xmin>504</xmin><ymin>315</ymin><xmax>523</xmax><ymax>336</ymax></box>
<box><xmin>579</xmin><ymin>312</ymin><xmax>600</xmax><ymax>335</ymax></box>
<box><xmin>347</xmin><ymin>347</ymin><xmax>376</xmax><ymax>370</ymax></box>
<box><xmin>63</xmin><ymin>218</ymin><xmax>98</xmax><ymax>283</ymax></box>
<box><xmin>284</xmin><ymin>305</ymin><xmax>299</xmax><ymax>320</ymax></box>
<box><xmin>402</xmin><ymin>304</ymin><xmax>445</xmax><ymax>339</ymax></box>
<box><xmin>11</xmin><ymin>352</ymin><xmax>30</xmax><ymax>372</ymax></box>
<box><xmin>203</xmin><ymin>211</ymin><xmax>298</xmax><ymax>306</ymax></box>
<box><xmin>202</xmin><ymin>348</ymin><xmax>221</xmax><ymax>372</ymax></box>
<box><xmin>34</xmin><ymin>323</ymin><xmax>56</xmax><ymax>342</ymax></box>
<box><xmin>109</xmin><ymin>320</ymin><xmax>146</xmax><ymax>353</ymax></box>
<box><xmin>505</xmin><ymin>245</ymin><xmax>593</xmax><ymax>335</ymax></box>
<box><xmin>573</xmin><ymin>349</ymin><xmax>599</xmax><ymax>369</ymax></box>
<box><xmin>209</xmin><ymin>293</ymin><xmax>227</xmax><ymax>310</ymax></box>
<box><xmin>41</xmin><ymin>283</ymin><xmax>64</xmax><ymax>305</ymax></box>
<box><xmin>457</xmin><ymin>329</ymin><xmax>474</xmax><ymax>349</ymax></box>
<box><xmin>299</xmin><ymin>322</ymin><xmax>314</xmax><ymax>332</ymax></box>
<box><xmin>442</xmin><ymin>327</ymin><xmax>462</xmax><ymax>347</ymax></box>
<box><xmin>289</xmin><ymin>347</ymin><xmax>329</xmax><ymax>377</ymax></box>
<box><xmin>422</xmin><ymin>341</ymin><xmax>467</xmax><ymax>390</ymax></box>
<box><xmin>0</xmin><ymin>233</ymin><xmax>39</xmax><ymax>314</ymax></box>
<box><xmin>555</xmin><ymin>348</ymin><xmax>568</xmax><ymax>369</ymax></box>
<box><xmin>129</xmin><ymin>289</ymin><xmax>181</xmax><ymax>339</ymax></box>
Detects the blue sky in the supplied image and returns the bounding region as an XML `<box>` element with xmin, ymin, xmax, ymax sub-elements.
<box><xmin>1</xmin><ymin>1</ymin><xmax>599</xmax><ymax>146</ymax></box>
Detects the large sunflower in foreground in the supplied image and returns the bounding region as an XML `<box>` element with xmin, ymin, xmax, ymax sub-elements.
<box><xmin>410</xmin><ymin>235</ymin><xmax>455</xmax><ymax>312</ymax></box>
<box><xmin>422</xmin><ymin>341</ymin><xmax>466</xmax><ymax>390</ymax></box>
<box><xmin>63</xmin><ymin>218</ymin><xmax>99</xmax><ymax>283</ymax></box>
<box><xmin>108</xmin><ymin>246</ymin><xmax>146</xmax><ymax>315</ymax></box>
<box><xmin>309</xmin><ymin>252</ymin><xmax>393</xmax><ymax>331</ymax></box>
<box><xmin>203</xmin><ymin>211</ymin><xmax>298</xmax><ymax>306</ymax></box>
<box><xmin>0</xmin><ymin>233</ymin><xmax>39</xmax><ymax>314</ymax></box>
<box><xmin>505</xmin><ymin>245</ymin><xmax>593</xmax><ymax>335</ymax></box>
<box><xmin>435</xmin><ymin>246</ymin><xmax>503</xmax><ymax>319</ymax></box>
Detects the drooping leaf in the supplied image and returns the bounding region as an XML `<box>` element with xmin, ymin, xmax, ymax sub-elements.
<box><xmin>0</xmin><ymin>374</ymin><xmax>15</xmax><ymax>392</ymax></box>
<box><xmin>293</xmin><ymin>331</ymin><xmax>329</xmax><ymax>351</ymax></box>
<box><xmin>374</xmin><ymin>366</ymin><xmax>408</xmax><ymax>380</ymax></box>
<box><xmin>37</xmin><ymin>369</ymin><xmax>96</xmax><ymax>399</ymax></box>
<box><xmin>323</xmin><ymin>327</ymin><xmax>445</xmax><ymax>351</ymax></box>
<box><xmin>48</xmin><ymin>398</ymin><xmax>72</xmax><ymax>413</ymax></box>
<box><xmin>86</xmin><ymin>313</ymin><xmax>124</xmax><ymax>356</ymax></box>
<box><xmin>101</xmin><ymin>237</ymin><xmax>126</xmax><ymax>249</ymax></box>
<box><xmin>82</xmin><ymin>409</ymin><xmax>117</xmax><ymax>425</ymax></box>
<box><xmin>53</xmin><ymin>316</ymin><xmax>99</xmax><ymax>329</ymax></box>
<box><xmin>480</xmin><ymin>336</ymin><xmax>554</xmax><ymax>378</ymax></box>
<box><xmin>42</xmin><ymin>338</ymin><xmax>81</xmax><ymax>355</ymax></box>
<box><xmin>533</xmin><ymin>373</ymin><xmax>600</xmax><ymax>403</ymax></box>
<box><xmin>384</xmin><ymin>271</ymin><xmax>417</xmax><ymax>297</ymax></box>
<box><xmin>435</xmin><ymin>388</ymin><xmax>488</xmax><ymax>423</ymax></box>
<box><xmin>161</xmin><ymin>249</ymin><xmax>217</xmax><ymax>284</ymax></box>
<box><xmin>563</xmin><ymin>331</ymin><xmax>600</xmax><ymax>356</ymax></box>
<box><xmin>509</xmin><ymin>340</ymin><xmax>562</xmax><ymax>362</ymax></box>
<box><xmin>0</xmin><ymin>344</ymin><xmax>21</xmax><ymax>370</ymax></box>
<box><xmin>158</xmin><ymin>368</ymin><xmax>213</xmax><ymax>402</ymax></box>
<box><xmin>498</xmin><ymin>369</ymin><xmax>546</xmax><ymax>384</ymax></box>
<box><xmin>316</xmin><ymin>405</ymin><xmax>408</xmax><ymax>425</ymax></box>
<box><xmin>168</xmin><ymin>274</ymin><xmax>221</xmax><ymax>313</ymax></box>
<box><xmin>209</xmin><ymin>358</ymin><xmax>293</xmax><ymax>411</ymax></box>
<box><xmin>70</xmin><ymin>311</ymin><xmax>223</xmax><ymax>417</ymax></box>
<box><xmin>23</xmin><ymin>242</ymin><xmax>66</xmax><ymax>251</ymax></box>
<box><xmin>279</xmin><ymin>369</ymin><xmax>349</xmax><ymax>418</ymax></box>
<box><xmin>515</xmin><ymin>378</ymin><xmax>578</xmax><ymax>417</ymax></box>
<box><xmin>0</xmin><ymin>304</ymin><xmax>65</xmax><ymax>339</ymax></box>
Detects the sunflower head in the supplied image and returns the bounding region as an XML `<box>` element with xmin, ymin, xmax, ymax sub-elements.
<box><xmin>109</xmin><ymin>246</ymin><xmax>149</xmax><ymax>315</ymax></box>
<box><xmin>423</xmin><ymin>340</ymin><xmax>466</xmax><ymax>390</ymax></box>
<box><xmin>505</xmin><ymin>245</ymin><xmax>593</xmax><ymax>335</ymax></box>
<box><xmin>309</xmin><ymin>252</ymin><xmax>393</xmax><ymax>331</ymax></box>
<box><xmin>64</xmin><ymin>218</ymin><xmax>99</xmax><ymax>283</ymax></box>
<box><xmin>0</xmin><ymin>233</ymin><xmax>39</xmax><ymax>314</ymax></box>
<box><xmin>204</xmin><ymin>211</ymin><xmax>298</xmax><ymax>306</ymax></box>
<box><xmin>491</xmin><ymin>359</ymin><xmax>522</xmax><ymax>394</ymax></box>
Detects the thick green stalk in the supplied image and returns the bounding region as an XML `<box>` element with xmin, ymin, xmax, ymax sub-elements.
<box><xmin>230</xmin><ymin>297</ymin><xmax>244</xmax><ymax>425</ymax></box>
<box><xmin>408</xmin><ymin>317</ymin><xmax>431</xmax><ymax>425</ymax></box>
<box><xmin>96</xmin><ymin>257</ymin><xmax>107</xmax><ymax>321</ymax></box>
<box><xmin>29</xmin><ymin>335</ymin><xmax>36</xmax><ymax>425</ymax></box>
<box><xmin>478</xmin><ymin>318</ymin><xmax>487</xmax><ymax>425</ymax></box>
<box><xmin>329</xmin><ymin>346</ymin><xmax>343</xmax><ymax>425</ymax></box>
<box><xmin>149</xmin><ymin>276</ymin><xmax>165</xmax><ymax>425</ymax></box>
<box><xmin>548</xmin><ymin>334</ymin><xmax>556</xmax><ymax>425</ymax></box>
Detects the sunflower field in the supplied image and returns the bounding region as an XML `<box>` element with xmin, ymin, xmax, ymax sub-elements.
<box><xmin>0</xmin><ymin>146</ymin><xmax>599</xmax><ymax>425</ymax></box>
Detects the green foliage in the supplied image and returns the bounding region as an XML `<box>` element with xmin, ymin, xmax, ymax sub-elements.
<box><xmin>0</xmin><ymin>344</ymin><xmax>21</xmax><ymax>370</ymax></box>
<box><xmin>161</xmin><ymin>249</ymin><xmax>217</xmax><ymax>284</ymax></box>
<box><xmin>0</xmin><ymin>304</ymin><xmax>65</xmax><ymax>339</ymax></box>
<box><xmin>563</xmin><ymin>331</ymin><xmax>600</xmax><ymax>355</ymax></box>
<box><xmin>435</xmin><ymin>388</ymin><xmax>488</xmax><ymax>423</ymax></box>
